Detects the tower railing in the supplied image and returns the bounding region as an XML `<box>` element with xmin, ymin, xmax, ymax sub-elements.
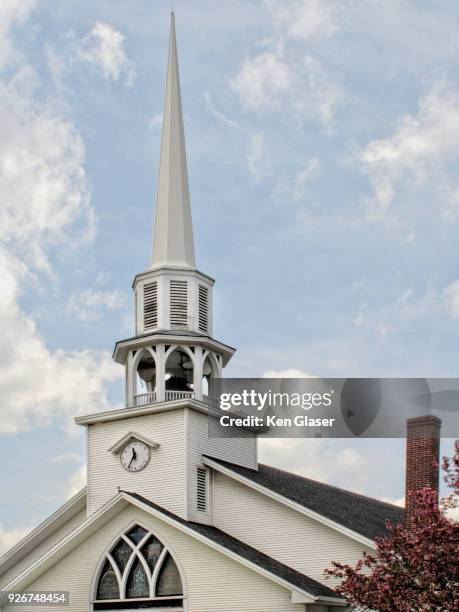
<box><xmin>133</xmin><ymin>390</ymin><xmax>221</xmax><ymax>408</ymax></box>
<box><xmin>134</xmin><ymin>392</ymin><xmax>156</xmax><ymax>406</ymax></box>
<box><xmin>165</xmin><ymin>390</ymin><xmax>195</xmax><ymax>401</ymax></box>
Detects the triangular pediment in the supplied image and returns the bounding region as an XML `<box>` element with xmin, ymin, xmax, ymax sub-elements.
<box><xmin>107</xmin><ymin>431</ymin><xmax>160</xmax><ymax>454</ymax></box>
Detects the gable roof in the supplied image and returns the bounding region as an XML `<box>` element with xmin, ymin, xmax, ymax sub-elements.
<box><xmin>125</xmin><ymin>491</ymin><xmax>341</xmax><ymax>602</ymax></box>
<box><xmin>206</xmin><ymin>458</ymin><xmax>404</xmax><ymax>542</ymax></box>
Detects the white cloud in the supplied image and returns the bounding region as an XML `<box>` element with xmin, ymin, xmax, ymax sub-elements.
<box><xmin>259</xmin><ymin>437</ymin><xmax>408</xmax><ymax>504</ymax></box>
<box><xmin>49</xmin><ymin>452</ymin><xmax>82</xmax><ymax>465</ymax></box>
<box><xmin>0</xmin><ymin>252</ymin><xmax>121</xmax><ymax>435</ymax></box>
<box><xmin>62</xmin><ymin>466</ymin><xmax>86</xmax><ymax>499</ymax></box>
<box><xmin>263</xmin><ymin>368</ymin><xmax>317</xmax><ymax>378</ymax></box>
<box><xmin>381</xmin><ymin>496</ymin><xmax>405</xmax><ymax>507</ymax></box>
<box><xmin>444</xmin><ymin>280</ymin><xmax>459</xmax><ymax>319</ymax></box>
<box><xmin>77</xmin><ymin>22</ymin><xmax>136</xmax><ymax>85</ymax></box>
<box><xmin>203</xmin><ymin>92</ymin><xmax>239</xmax><ymax>129</ymax></box>
<box><xmin>0</xmin><ymin>10</ymin><xmax>122</xmax><ymax>436</ymax></box>
<box><xmin>447</xmin><ymin>504</ymin><xmax>459</xmax><ymax>522</ymax></box>
<box><xmin>358</xmin><ymin>81</ymin><xmax>459</xmax><ymax>219</ymax></box>
<box><xmin>0</xmin><ymin>523</ymin><xmax>33</xmax><ymax>556</ymax></box>
<box><xmin>266</xmin><ymin>0</ymin><xmax>338</xmax><ymax>40</ymax></box>
<box><xmin>232</xmin><ymin>43</ymin><xmax>340</xmax><ymax>126</ymax></box>
<box><xmin>0</xmin><ymin>69</ymin><xmax>94</xmax><ymax>272</ymax></box>
<box><xmin>247</xmin><ymin>133</ymin><xmax>270</xmax><ymax>181</ymax></box>
<box><xmin>232</xmin><ymin>45</ymin><xmax>294</xmax><ymax>110</ymax></box>
<box><xmin>353</xmin><ymin>289</ymin><xmax>438</xmax><ymax>338</ymax></box>
<box><xmin>274</xmin><ymin>157</ymin><xmax>321</xmax><ymax>202</ymax></box>
<box><xmin>353</xmin><ymin>303</ymin><xmax>394</xmax><ymax>338</ymax></box>
<box><xmin>0</xmin><ymin>0</ymin><xmax>36</xmax><ymax>69</ymax></box>
<box><xmin>67</xmin><ymin>288</ymin><xmax>126</xmax><ymax>322</ymax></box>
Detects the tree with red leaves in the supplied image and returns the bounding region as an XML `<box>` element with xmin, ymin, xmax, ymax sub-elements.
<box><xmin>325</xmin><ymin>444</ymin><xmax>459</xmax><ymax>611</ymax></box>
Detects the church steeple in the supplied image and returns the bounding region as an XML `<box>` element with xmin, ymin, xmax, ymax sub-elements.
<box><xmin>152</xmin><ymin>12</ymin><xmax>195</xmax><ymax>269</ymax></box>
<box><xmin>113</xmin><ymin>13</ymin><xmax>235</xmax><ymax>409</ymax></box>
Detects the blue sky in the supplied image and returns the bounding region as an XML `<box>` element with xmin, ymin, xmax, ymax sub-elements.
<box><xmin>1</xmin><ymin>0</ymin><xmax>459</xmax><ymax>550</ymax></box>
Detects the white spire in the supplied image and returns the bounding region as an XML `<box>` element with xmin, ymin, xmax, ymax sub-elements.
<box><xmin>151</xmin><ymin>12</ymin><xmax>195</xmax><ymax>269</ymax></box>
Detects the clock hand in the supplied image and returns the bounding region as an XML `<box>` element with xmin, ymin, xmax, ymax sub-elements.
<box><xmin>128</xmin><ymin>448</ymin><xmax>137</xmax><ymax>468</ymax></box>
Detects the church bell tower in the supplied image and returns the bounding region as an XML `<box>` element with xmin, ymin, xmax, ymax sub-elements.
<box><xmin>78</xmin><ymin>13</ymin><xmax>257</xmax><ymax>524</ymax></box>
<box><xmin>113</xmin><ymin>13</ymin><xmax>235</xmax><ymax>409</ymax></box>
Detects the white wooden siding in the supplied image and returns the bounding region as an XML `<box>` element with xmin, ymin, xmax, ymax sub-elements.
<box><xmin>0</xmin><ymin>509</ymin><xmax>86</xmax><ymax>590</ymax></box>
<box><xmin>88</xmin><ymin>410</ymin><xmax>186</xmax><ymax>517</ymax></box>
<box><xmin>2</xmin><ymin>506</ymin><xmax>304</xmax><ymax>612</ymax></box>
<box><xmin>213</xmin><ymin>472</ymin><xmax>370</xmax><ymax>587</ymax></box>
<box><xmin>185</xmin><ymin>410</ymin><xmax>257</xmax><ymax>523</ymax></box>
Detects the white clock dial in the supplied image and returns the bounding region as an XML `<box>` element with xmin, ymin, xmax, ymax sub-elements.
<box><xmin>120</xmin><ymin>441</ymin><xmax>150</xmax><ymax>472</ymax></box>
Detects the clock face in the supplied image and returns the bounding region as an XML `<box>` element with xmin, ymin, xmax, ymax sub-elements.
<box><xmin>120</xmin><ymin>441</ymin><xmax>150</xmax><ymax>472</ymax></box>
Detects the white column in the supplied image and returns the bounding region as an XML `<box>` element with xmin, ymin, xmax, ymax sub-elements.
<box><xmin>156</xmin><ymin>344</ymin><xmax>166</xmax><ymax>402</ymax></box>
<box><xmin>126</xmin><ymin>350</ymin><xmax>135</xmax><ymax>407</ymax></box>
<box><xmin>193</xmin><ymin>346</ymin><xmax>203</xmax><ymax>400</ymax></box>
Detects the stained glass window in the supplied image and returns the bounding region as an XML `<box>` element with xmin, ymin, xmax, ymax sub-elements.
<box><xmin>157</xmin><ymin>554</ymin><xmax>183</xmax><ymax>596</ymax></box>
<box><xmin>97</xmin><ymin>560</ymin><xmax>119</xmax><ymax>600</ymax></box>
<box><xmin>112</xmin><ymin>539</ymin><xmax>131</xmax><ymax>573</ymax></box>
<box><xmin>95</xmin><ymin>525</ymin><xmax>182</xmax><ymax>605</ymax></box>
<box><xmin>140</xmin><ymin>536</ymin><xmax>163</xmax><ymax>573</ymax></box>
<box><xmin>126</xmin><ymin>559</ymin><xmax>149</xmax><ymax>598</ymax></box>
<box><xmin>126</xmin><ymin>525</ymin><xmax>148</xmax><ymax>544</ymax></box>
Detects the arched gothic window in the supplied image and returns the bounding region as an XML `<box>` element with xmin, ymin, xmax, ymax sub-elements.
<box><xmin>94</xmin><ymin>525</ymin><xmax>183</xmax><ymax>609</ymax></box>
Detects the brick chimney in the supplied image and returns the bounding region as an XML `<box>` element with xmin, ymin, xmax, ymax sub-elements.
<box><xmin>405</xmin><ymin>415</ymin><xmax>441</xmax><ymax>525</ymax></box>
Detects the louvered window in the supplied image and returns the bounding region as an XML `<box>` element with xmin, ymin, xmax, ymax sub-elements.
<box><xmin>143</xmin><ymin>282</ymin><xmax>158</xmax><ymax>330</ymax></box>
<box><xmin>196</xmin><ymin>467</ymin><xmax>207</xmax><ymax>512</ymax></box>
<box><xmin>170</xmin><ymin>280</ymin><xmax>188</xmax><ymax>328</ymax></box>
<box><xmin>198</xmin><ymin>285</ymin><xmax>209</xmax><ymax>333</ymax></box>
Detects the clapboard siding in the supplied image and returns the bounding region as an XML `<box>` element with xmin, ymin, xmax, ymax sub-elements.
<box><xmin>213</xmin><ymin>472</ymin><xmax>370</xmax><ymax>586</ymax></box>
<box><xmin>88</xmin><ymin>410</ymin><xmax>186</xmax><ymax>517</ymax></box>
<box><xmin>185</xmin><ymin>410</ymin><xmax>257</xmax><ymax>523</ymax></box>
<box><xmin>0</xmin><ymin>509</ymin><xmax>86</xmax><ymax>590</ymax></box>
<box><xmin>2</xmin><ymin>506</ymin><xmax>304</xmax><ymax>612</ymax></box>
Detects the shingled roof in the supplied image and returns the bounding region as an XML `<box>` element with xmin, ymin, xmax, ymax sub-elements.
<box><xmin>207</xmin><ymin>458</ymin><xmax>404</xmax><ymax>541</ymax></box>
<box><xmin>125</xmin><ymin>491</ymin><xmax>342</xmax><ymax>601</ymax></box>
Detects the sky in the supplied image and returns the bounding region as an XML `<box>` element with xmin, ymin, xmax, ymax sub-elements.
<box><xmin>1</xmin><ymin>0</ymin><xmax>459</xmax><ymax>552</ymax></box>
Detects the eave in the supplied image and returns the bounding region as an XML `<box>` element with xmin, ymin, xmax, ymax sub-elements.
<box><xmin>112</xmin><ymin>331</ymin><xmax>235</xmax><ymax>366</ymax></box>
<box><xmin>75</xmin><ymin>400</ymin><xmax>262</xmax><ymax>433</ymax></box>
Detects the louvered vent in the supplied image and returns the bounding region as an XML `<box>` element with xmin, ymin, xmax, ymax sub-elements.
<box><xmin>143</xmin><ymin>282</ymin><xmax>158</xmax><ymax>330</ymax></box>
<box><xmin>198</xmin><ymin>285</ymin><xmax>209</xmax><ymax>333</ymax></box>
<box><xmin>170</xmin><ymin>280</ymin><xmax>188</xmax><ymax>328</ymax></box>
<box><xmin>196</xmin><ymin>467</ymin><xmax>207</xmax><ymax>512</ymax></box>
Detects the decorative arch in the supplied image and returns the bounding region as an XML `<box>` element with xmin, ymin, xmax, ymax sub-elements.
<box><xmin>164</xmin><ymin>344</ymin><xmax>195</xmax><ymax>364</ymax></box>
<box><xmin>132</xmin><ymin>346</ymin><xmax>157</xmax><ymax>373</ymax></box>
<box><xmin>201</xmin><ymin>350</ymin><xmax>221</xmax><ymax>398</ymax></box>
<box><xmin>93</xmin><ymin>523</ymin><xmax>184</xmax><ymax>608</ymax></box>
<box><xmin>132</xmin><ymin>348</ymin><xmax>157</xmax><ymax>402</ymax></box>
<box><xmin>201</xmin><ymin>350</ymin><xmax>220</xmax><ymax>378</ymax></box>
<box><xmin>164</xmin><ymin>345</ymin><xmax>195</xmax><ymax>394</ymax></box>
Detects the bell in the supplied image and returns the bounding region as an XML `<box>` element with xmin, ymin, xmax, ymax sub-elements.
<box><xmin>138</xmin><ymin>361</ymin><xmax>156</xmax><ymax>382</ymax></box>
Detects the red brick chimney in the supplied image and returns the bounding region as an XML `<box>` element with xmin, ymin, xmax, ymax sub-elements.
<box><xmin>405</xmin><ymin>415</ymin><xmax>441</xmax><ymax>525</ymax></box>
